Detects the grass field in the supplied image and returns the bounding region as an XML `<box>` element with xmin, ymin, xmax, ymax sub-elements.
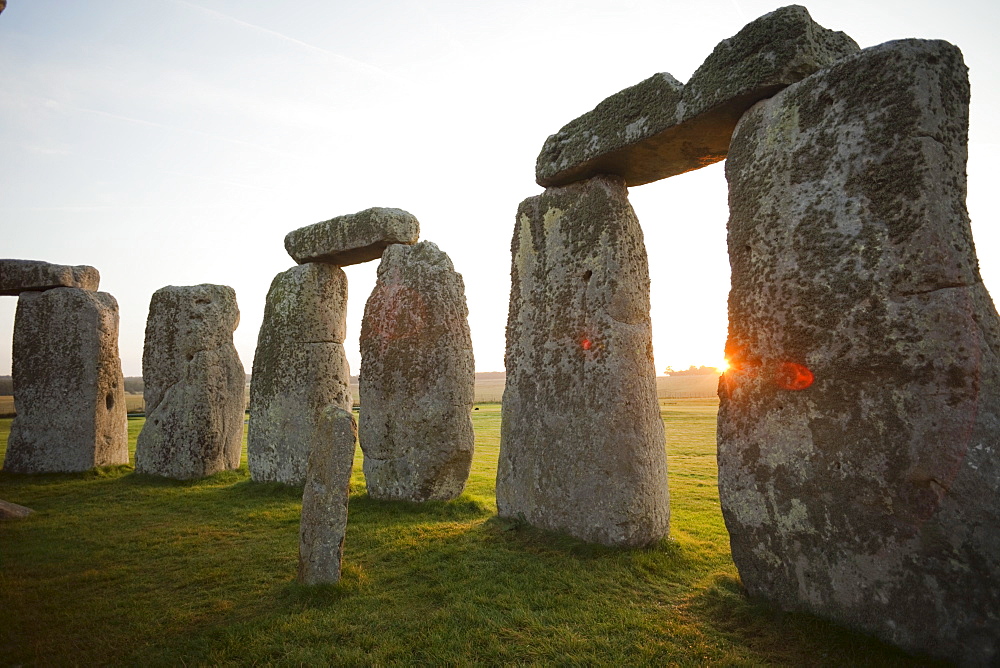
<box><xmin>0</xmin><ymin>400</ymin><xmax>931</xmax><ymax>665</ymax></box>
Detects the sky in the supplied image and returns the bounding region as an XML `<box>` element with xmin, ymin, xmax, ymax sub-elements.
<box><xmin>1</xmin><ymin>0</ymin><xmax>998</xmax><ymax>377</ymax></box>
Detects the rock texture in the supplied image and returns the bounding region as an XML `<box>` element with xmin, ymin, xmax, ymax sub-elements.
<box><xmin>0</xmin><ymin>499</ymin><xmax>33</xmax><ymax>519</ymax></box>
<box><xmin>135</xmin><ymin>285</ymin><xmax>245</xmax><ymax>480</ymax></box>
<box><xmin>496</xmin><ymin>175</ymin><xmax>669</xmax><ymax>547</ymax></box>
<box><xmin>0</xmin><ymin>259</ymin><xmax>100</xmax><ymax>296</ymax></box>
<box><xmin>298</xmin><ymin>406</ymin><xmax>357</xmax><ymax>585</ymax></box>
<box><xmin>249</xmin><ymin>263</ymin><xmax>352</xmax><ymax>484</ymax></box>
<box><xmin>719</xmin><ymin>40</ymin><xmax>1000</xmax><ymax>664</ymax></box>
<box><xmin>359</xmin><ymin>241</ymin><xmax>475</xmax><ymax>501</ymax></box>
<box><xmin>535</xmin><ymin>5</ymin><xmax>858</xmax><ymax>187</ymax></box>
<box><xmin>285</xmin><ymin>208</ymin><xmax>419</xmax><ymax>267</ymax></box>
<box><xmin>3</xmin><ymin>288</ymin><xmax>128</xmax><ymax>473</ymax></box>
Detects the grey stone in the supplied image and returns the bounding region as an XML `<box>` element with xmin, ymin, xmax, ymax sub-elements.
<box><xmin>284</xmin><ymin>208</ymin><xmax>419</xmax><ymax>267</ymax></box>
<box><xmin>0</xmin><ymin>499</ymin><xmax>33</xmax><ymax>519</ymax></box>
<box><xmin>248</xmin><ymin>263</ymin><xmax>352</xmax><ymax>485</ymax></box>
<box><xmin>535</xmin><ymin>5</ymin><xmax>858</xmax><ymax>187</ymax></box>
<box><xmin>135</xmin><ymin>284</ymin><xmax>245</xmax><ymax>480</ymax></box>
<box><xmin>298</xmin><ymin>406</ymin><xmax>357</xmax><ymax>585</ymax></box>
<box><xmin>3</xmin><ymin>288</ymin><xmax>128</xmax><ymax>473</ymax></box>
<box><xmin>719</xmin><ymin>39</ymin><xmax>999</xmax><ymax>664</ymax></box>
<box><xmin>359</xmin><ymin>241</ymin><xmax>475</xmax><ymax>502</ymax></box>
<box><xmin>496</xmin><ymin>175</ymin><xmax>669</xmax><ymax>547</ymax></box>
<box><xmin>0</xmin><ymin>259</ymin><xmax>100</xmax><ymax>296</ymax></box>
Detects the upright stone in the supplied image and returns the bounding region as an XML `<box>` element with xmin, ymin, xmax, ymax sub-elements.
<box><xmin>497</xmin><ymin>175</ymin><xmax>669</xmax><ymax>547</ymax></box>
<box><xmin>3</xmin><ymin>288</ymin><xmax>128</xmax><ymax>473</ymax></box>
<box><xmin>0</xmin><ymin>259</ymin><xmax>100</xmax><ymax>296</ymax></box>
<box><xmin>535</xmin><ymin>5</ymin><xmax>858</xmax><ymax>187</ymax></box>
<box><xmin>298</xmin><ymin>406</ymin><xmax>357</xmax><ymax>585</ymax></box>
<box><xmin>249</xmin><ymin>263</ymin><xmax>352</xmax><ymax>484</ymax></box>
<box><xmin>135</xmin><ymin>284</ymin><xmax>245</xmax><ymax>480</ymax></box>
<box><xmin>359</xmin><ymin>241</ymin><xmax>475</xmax><ymax>502</ymax></box>
<box><xmin>284</xmin><ymin>208</ymin><xmax>419</xmax><ymax>267</ymax></box>
<box><xmin>720</xmin><ymin>40</ymin><xmax>1000</xmax><ymax>664</ymax></box>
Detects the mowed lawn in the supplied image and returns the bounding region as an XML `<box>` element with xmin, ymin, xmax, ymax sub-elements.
<box><xmin>0</xmin><ymin>401</ymin><xmax>929</xmax><ymax>666</ymax></box>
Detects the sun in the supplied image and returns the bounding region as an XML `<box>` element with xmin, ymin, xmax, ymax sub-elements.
<box><xmin>717</xmin><ymin>359</ymin><xmax>731</xmax><ymax>373</ymax></box>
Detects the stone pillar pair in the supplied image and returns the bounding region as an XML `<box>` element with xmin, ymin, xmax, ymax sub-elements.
<box><xmin>1</xmin><ymin>260</ymin><xmax>128</xmax><ymax>473</ymax></box>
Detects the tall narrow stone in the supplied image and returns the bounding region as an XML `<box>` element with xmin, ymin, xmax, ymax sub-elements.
<box><xmin>497</xmin><ymin>175</ymin><xmax>669</xmax><ymax>547</ymax></box>
<box><xmin>249</xmin><ymin>263</ymin><xmax>352</xmax><ymax>485</ymax></box>
<box><xmin>298</xmin><ymin>406</ymin><xmax>357</xmax><ymax>585</ymax></box>
<box><xmin>720</xmin><ymin>40</ymin><xmax>999</xmax><ymax>664</ymax></box>
<box><xmin>359</xmin><ymin>241</ymin><xmax>475</xmax><ymax>502</ymax></box>
<box><xmin>135</xmin><ymin>284</ymin><xmax>245</xmax><ymax>480</ymax></box>
<box><xmin>3</xmin><ymin>288</ymin><xmax>128</xmax><ymax>473</ymax></box>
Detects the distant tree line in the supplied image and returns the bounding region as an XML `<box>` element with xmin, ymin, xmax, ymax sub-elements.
<box><xmin>663</xmin><ymin>365</ymin><xmax>720</xmax><ymax>376</ymax></box>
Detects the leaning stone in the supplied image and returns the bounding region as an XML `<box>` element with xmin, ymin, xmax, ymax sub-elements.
<box><xmin>535</xmin><ymin>5</ymin><xmax>858</xmax><ymax>187</ymax></box>
<box><xmin>284</xmin><ymin>208</ymin><xmax>419</xmax><ymax>267</ymax></box>
<box><xmin>496</xmin><ymin>175</ymin><xmax>669</xmax><ymax>547</ymax></box>
<box><xmin>135</xmin><ymin>285</ymin><xmax>245</xmax><ymax>480</ymax></box>
<box><xmin>0</xmin><ymin>499</ymin><xmax>34</xmax><ymax>519</ymax></box>
<box><xmin>719</xmin><ymin>40</ymin><xmax>999</xmax><ymax>665</ymax></box>
<box><xmin>298</xmin><ymin>406</ymin><xmax>357</xmax><ymax>585</ymax></box>
<box><xmin>249</xmin><ymin>263</ymin><xmax>352</xmax><ymax>485</ymax></box>
<box><xmin>0</xmin><ymin>259</ymin><xmax>100</xmax><ymax>296</ymax></box>
<box><xmin>359</xmin><ymin>241</ymin><xmax>475</xmax><ymax>502</ymax></box>
<box><xmin>3</xmin><ymin>288</ymin><xmax>128</xmax><ymax>473</ymax></box>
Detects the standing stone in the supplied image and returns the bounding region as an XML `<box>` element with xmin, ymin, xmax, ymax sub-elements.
<box><xmin>0</xmin><ymin>499</ymin><xmax>34</xmax><ymax>519</ymax></box>
<box><xmin>497</xmin><ymin>175</ymin><xmax>669</xmax><ymax>547</ymax></box>
<box><xmin>249</xmin><ymin>263</ymin><xmax>352</xmax><ymax>485</ymax></box>
<box><xmin>534</xmin><ymin>5</ymin><xmax>858</xmax><ymax>188</ymax></box>
<box><xmin>0</xmin><ymin>259</ymin><xmax>100</xmax><ymax>296</ymax></box>
<box><xmin>135</xmin><ymin>285</ymin><xmax>245</xmax><ymax>480</ymax></box>
<box><xmin>3</xmin><ymin>288</ymin><xmax>127</xmax><ymax>473</ymax></box>
<box><xmin>359</xmin><ymin>241</ymin><xmax>475</xmax><ymax>502</ymax></box>
<box><xmin>284</xmin><ymin>208</ymin><xmax>420</xmax><ymax>267</ymax></box>
<box><xmin>298</xmin><ymin>406</ymin><xmax>357</xmax><ymax>585</ymax></box>
<box><xmin>719</xmin><ymin>40</ymin><xmax>1000</xmax><ymax>664</ymax></box>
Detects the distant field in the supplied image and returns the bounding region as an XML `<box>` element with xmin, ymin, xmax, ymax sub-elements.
<box><xmin>0</xmin><ymin>395</ymin><xmax>144</xmax><ymax>418</ymax></box>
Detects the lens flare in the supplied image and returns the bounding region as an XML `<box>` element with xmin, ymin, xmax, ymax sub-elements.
<box><xmin>775</xmin><ymin>362</ymin><xmax>814</xmax><ymax>390</ymax></box>
<box><xmin>581</xmin><ymin>338</ymin><xmax>592</xmax><ymax>351</ymax></box>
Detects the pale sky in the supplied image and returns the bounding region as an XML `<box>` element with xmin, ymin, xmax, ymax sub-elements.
<box><xmin>2</xmin><ymin>0</ymin><xmax>998</xmax><ymax>377</ymax></box>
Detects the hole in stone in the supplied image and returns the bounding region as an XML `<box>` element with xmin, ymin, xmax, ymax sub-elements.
<box><xmin>583</xmin><ymin>269</ymin><xmax>593</xmax><ymax>282</ymax></box>
<box><xmin>105</xmin><ymin>393</ymin><xmax>114</xmax><ymax>410</ymax></box>
<box><xmin>186</xmin><ymin>353</ymin><xmax>194</xmax><ymax>361</ymax></box>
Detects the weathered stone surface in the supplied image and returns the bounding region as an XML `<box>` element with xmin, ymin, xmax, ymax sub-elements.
<box><xmin>0</xmin><ymin>499</ymin><xmax>33</xmax><ymax>519</ymax></box>
<box><xmin>535</xmin><ymin>5</ymin><xmax>858</xmax><ymax>187</ymax></box>
<box><xmin>496</xmin><ymin>175</ymin><xmax>669</xmax><ymax>547</ymax></box>
<box><xmin>298</xmin><ymin>406</ymin><xmax>357</xmax><ymax>585</ymax></box>
<box><xmin>284</xmin><ymin>208</ymin><xmax>419</xmax><ymax>267</ymax></box>
<box><xmin>248</xmin><ymin>263</ymin><xmax>352</xmax><ymax>485</ymax></box>
<box><xmin>0</xmin><ymin>259</ymin><xmax>100</xmax><ymax>296</ymax></box>
<box><xmin>3</xmin><ymin>288</ymin><xmax>128</xmax><ymax>473</ymax></box>
<box><xmin>135</xmin><ymin>285</ymin><xmax>245</xmax><ymax>480</ymax></box>
<box><xmin>719</xmin><ymin>40</ymin><xmax>999</xmax><ymax>664</ymax></box>
<box><xmin>359</xmin><ymin>241</ymin><xmax>475</xmax><ymax>501</ymax></box>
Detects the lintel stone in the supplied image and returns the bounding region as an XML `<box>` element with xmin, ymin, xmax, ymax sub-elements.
<box><xmin>534</xmin><ymin>5</ymin><xmax>859</xmax><ymax>187</ymax></box>
<box><xmin>284</xmin><ymin>208</ymin><xmax>419</xmax><ymax>267</ymax></box>
<box><xmin>0</xmin><ymin>259</ymin><xmax>100</xmax><ymax>296</ymax></box>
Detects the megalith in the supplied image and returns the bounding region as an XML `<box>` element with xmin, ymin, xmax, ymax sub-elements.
<box><xmin>298</xmin><ymin>405</ymin><xmax>358</xmax><ymax>585</ymax></box>
<box><xmin>535</xmin><ymin>5</ymin><xmax>858</xmax><ymax>188</ymax></box>
<box><xmin>359</xmin><ymin>241</ymin><xmax>475</xmax><ymax>502</ymax></box>
<box><xmin>248</xmin><ymin>263</ymin><xmax>352</xmax><ymax>485</ymax></box>
<box><xmin>285</xmin><ymin>207</ymin><xmax>419</xmax><ymax>267</ymax></box>
<box><xmin>3</xmin><ymin>288</ymin><xmax>128</xmax><ymax>473</ymax></box>
<box><xmin>719</xmin><ymin>39</ymin><xmax>1000</xmax><ymax>663</ymax></box>
<box><xmin>0</xmin><ymin>259</ymin><xmax>101</xmax><ymax>296</ymax></box>
<box><xmin>135</xmin><ymin>284</ymin><xmax>246</xmax><ymax>480</ymax></box>
<box><xmin>496</xmin><ymin>175</ymin><xmax>669</xmax><ymax>547</ymax></box>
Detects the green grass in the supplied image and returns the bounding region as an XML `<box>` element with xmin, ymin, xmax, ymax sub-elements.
<box><xmin>0</xmin><ymin>401</ymin><xmax>935</xmax><ymax>666</ymax></box>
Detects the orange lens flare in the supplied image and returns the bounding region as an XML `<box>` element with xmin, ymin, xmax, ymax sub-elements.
<box><xmin>775</xmin><ymin>362</ymin><xmax>814</xmax><ymax>390</ymax></box>
<box><xmin>581</xmin><ymin>338</ymin><xmax>592</xmax><ymax>351</ymax></box>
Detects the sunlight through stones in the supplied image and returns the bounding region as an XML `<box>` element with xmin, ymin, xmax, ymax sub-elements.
<box><xmin>359</xmin><ymin>241</ymin><xmax>475</xmax><ymax>502</ymax></box>
<box><xmin>248</xmin><ymin>263</ymin><xmax>352</xmax><ymax>485</ymax></box>
<box><xmin>298</xmin><ymin>406</ymin><xmax>357</xmax><ymax>585</ymax></box>
<box><xmin>497</xmin><ymin>175</ymin><xmax>670</xmax><ymax>547</ymax></box>
<box><xmin>135</xmin><ymin>284</ymin><xmax>245</xmax><ymax>480</ymax></box>
<box><xmin>4</xmin><ymin>286</ymin><xmax>128</xmax><ymax>473</ymax></box>
<box><xmin>718</xmin><ymin>39</ymin><xmax>1000</xmax><ymax>664</ymax></box>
